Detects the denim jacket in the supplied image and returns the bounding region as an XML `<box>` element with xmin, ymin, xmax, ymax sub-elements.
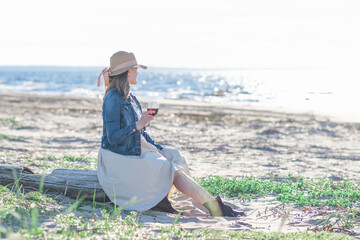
<box><xmin>101</xmin><ymin>87</ymin><xmax>163</xmax><ymax>156</ymax></box>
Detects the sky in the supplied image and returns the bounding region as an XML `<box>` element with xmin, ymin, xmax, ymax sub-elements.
<box><xmin>0</xmin><ymin>0</ymin><xmax>360</xmax><ymax>69</ymax></box>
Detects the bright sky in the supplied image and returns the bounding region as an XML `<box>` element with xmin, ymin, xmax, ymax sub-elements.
<box><xmin>1</xmin><ymin>0</ymin><xmax>359</xmax><ymax>69</ymax></box>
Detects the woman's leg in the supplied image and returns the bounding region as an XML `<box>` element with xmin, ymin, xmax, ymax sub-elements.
<box><xmin>173</xmin><ymin>170</ymin><xmax>214</xmax><ymax>204</ymax></box>
<box><xmin>173</xmin><ymin>170</ymin><xmax>246</xmax><ymax>217</ymax></box>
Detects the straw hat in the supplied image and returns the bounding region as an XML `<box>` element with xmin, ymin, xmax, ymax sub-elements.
<box><xmin>109</xmin><ymin>51</ymin><xmax>147</xmax><ymax>77</ymax></box>
<box><xmin>97</xmin><ymin>51</ymin><xmax>147</xmax><ymax>88</ymax></box>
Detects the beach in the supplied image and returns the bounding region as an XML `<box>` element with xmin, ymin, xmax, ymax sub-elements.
<box><xmin>1</xmin><ymin>92</ymin><xmax>359</xmax><ymax>236</ymax></box>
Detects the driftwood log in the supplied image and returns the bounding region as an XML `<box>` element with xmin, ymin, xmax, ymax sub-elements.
<box><xmin>0</xmin><ymin>164</ymin><xmax>110</xmax><ymax>202</ymax></box>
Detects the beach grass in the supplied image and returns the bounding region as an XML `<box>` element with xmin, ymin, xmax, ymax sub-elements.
<box><xmin>33</xmin><ymin>155</ymin><xmax>97</xmax><ymax>170</ymax></box>
<box><xmin>1</xmin><ymin>170</ymin><xmax>359</xmax><ymax>239</ymax></box>
<box><xmin>0</xmin><ymin>184</ymin><xmax>356</xmax><ymax>239</ymax></box>
<box><xmin>55</xmin><ymin>122</ymin><xmax>69</xmax><ymax>127</ymax></box>
<box><xmin>198</xmin><ymin>176</ymin><xmax>360</xmax><ymax>208</ymax></box>
<box><xmin>0</xmin><ymin>133</ymin><xmax>20</xmax><ymax>142</ymax></box>
<box><xmin>198</xmin><ymin>175</ymin><xmax>360</xmax><ymax>236</ymax></box>
<box><xmin>0</xmin><ymin>118</ymin><xmax>19</xmax><ymax>125</ymax></box>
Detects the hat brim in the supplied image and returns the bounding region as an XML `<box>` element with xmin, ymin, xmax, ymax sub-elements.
<box><xmin>137</xmin><ymin>64</ymin><xmax>147</xmax><ymax>70</ymax></box>
<box><xmin>109</xmin><ymin>64</ymin><xmax>147</xmax><ymax>77</ymax></box>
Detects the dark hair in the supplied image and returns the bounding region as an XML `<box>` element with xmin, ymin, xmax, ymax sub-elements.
<box><xmin>104</xmin><ymin>71</ymin><xmax>130</xmax><ymax>100</ymax></box>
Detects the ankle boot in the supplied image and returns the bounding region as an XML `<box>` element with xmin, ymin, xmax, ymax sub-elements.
<box><xmin>203</xmin><ymin>196</ymin><xmax>246</xmax><ymax>217</ymax></box>
<box><xmin>151</xmin><ymin>196</ymin><xmax>179</xmax><ymax>214</ymax></box>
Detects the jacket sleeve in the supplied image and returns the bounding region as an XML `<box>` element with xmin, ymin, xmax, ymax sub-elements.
<box><xmin>103</xmin><ymin>96</ymin><xmax>139</xmax><ymax>145</ymax></box>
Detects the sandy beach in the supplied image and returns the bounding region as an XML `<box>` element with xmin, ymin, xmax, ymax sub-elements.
<box><xmin>1</xmin><ymin>92</ymin><xmax>359</xmax><ymax>236</ymax></box>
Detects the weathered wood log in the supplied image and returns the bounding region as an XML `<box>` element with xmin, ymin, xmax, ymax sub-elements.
<box><xmin>0</xmin><ymin>164</ymin><xmax>110</xmax><ymax>202</ymax></box>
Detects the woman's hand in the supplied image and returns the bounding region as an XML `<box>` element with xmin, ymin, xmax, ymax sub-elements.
<box><xmin>136</xmin><ymin>110</ymin><xmax>155</xmax><ymax>130</ymax></box>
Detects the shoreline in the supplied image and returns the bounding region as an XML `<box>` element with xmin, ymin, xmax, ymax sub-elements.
<box><xmin>1</xmin><ymin>91</ymin><xmax>358</xmax><ymax>123</ymax></box>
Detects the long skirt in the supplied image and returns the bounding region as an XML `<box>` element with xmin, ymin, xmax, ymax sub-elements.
<box><xmin>97</xmin><ymin>136</ymin><xmax>188</xmax><ymax>211</ymax></box>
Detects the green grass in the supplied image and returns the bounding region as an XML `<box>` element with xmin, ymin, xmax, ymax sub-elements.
<box><xmin>0</xmin><ymin>118</ymin><xmax>19</xmax><ymax>125</ymax></box>
<box><xmin>55</xmin><ymin>122</ymin><xmax>69</xmax><ymax>127</ymax></box>
<box><xmin>0</xmin><ymin>184</ymin><xmax>356</xmax><ymax>239</ymax></box>
<box><xmin>0</xmin><ymin>182</ymin><xmax>59</xmax><ymax>234</ymax></box>
<box><xmin>0</xmin><ymin>162</ymin><xmax>359</xmax><ymax>239</ymax></box>
<box><xmin>0</xmin><ymin>133</ymin><xmax>20</xmax><ymax>141</ymax></box>
<box><xmin>34</xmin><ymin>155</ymin><xmax>97</xmax><ymax>170</ymax></box>
<box><xmin>198</xmin><ymin>176</ymin><xmax>360</xmax><ymax>207</ymax></box>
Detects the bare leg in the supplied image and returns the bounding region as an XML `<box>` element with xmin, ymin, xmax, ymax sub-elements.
<box><xmin>172</xmin><ymin>170</ymin><xmax>245</xmax><ymax>217</ymax></box>
<box><xmin>173</xmin><ymin>170</ymin><xmax>214</xmax><ymax>204</ymax></box>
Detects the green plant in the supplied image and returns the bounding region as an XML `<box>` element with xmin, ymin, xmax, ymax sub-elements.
<box><xmin>311</xmin><ymin>208</ymin><xmax>360</xmax><ymax>233</ymax></box>
<box><xmin>56</xmin><ymin>122</ymin><xmax>69</xmax><ymax>127</ymax></box>
<box><xmin>0</xmin><ymin>118</ymin><xmax>19</xmax><ymax>124</ymax></box>
<box><xmin>1</xmin><ymin>175</ymin><xmax>358</xmax><ymax>239</ymax></box>
<box><xmin>198</xmin><ymin>176</ymin><xmax>360</xmax><ymax>207</ymax></box>
<box><xmin>36</xmin><ymin>155</ymin><xmax>97</xmax><ymax>170</ymax></box>
<box><xmin>0</xmin><ymin>133</ymin><xmax>19</xmax><ymax>141</ymax></box>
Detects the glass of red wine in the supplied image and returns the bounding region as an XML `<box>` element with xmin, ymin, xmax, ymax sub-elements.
<box><xmin>147</xmin><ymin>99</ymin><xmax>159</xmax><ymax>132</ymax></box>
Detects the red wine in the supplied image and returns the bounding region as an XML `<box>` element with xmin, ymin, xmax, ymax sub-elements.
<box><xmin>147</xmin><ymin>108</ymin><xmax>159</xmax><ymax>116</ymax></box>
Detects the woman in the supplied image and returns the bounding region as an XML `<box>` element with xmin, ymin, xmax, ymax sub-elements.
<box><xmin>97</xmin><ymin>51</ymin><xmax>245</xmax><ymax>217</ymax></box>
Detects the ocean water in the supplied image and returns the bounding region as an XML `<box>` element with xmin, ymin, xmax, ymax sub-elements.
<box><xmin>0</xmin><ymin>66</ymin><xmax>359</xmax><ymax>122</ymax></box>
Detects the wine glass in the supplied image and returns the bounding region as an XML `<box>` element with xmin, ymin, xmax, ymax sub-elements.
<box><xmin>147</xmin><ymin>99</ymin><xmax>159</xmax><ymax>132</ymax></box>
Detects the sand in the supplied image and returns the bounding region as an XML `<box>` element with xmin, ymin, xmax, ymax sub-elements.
<box><xmin>0</xmin><ymin>92</ymin><xmax>359</xmax><ymax>236</ymax></box>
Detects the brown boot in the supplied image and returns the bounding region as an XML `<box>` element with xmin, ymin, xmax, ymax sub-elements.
<box><xmin>203</xmin><ymin>196</ymin><xmax>245</xmax><ymax>217</ymax></box>
<box><xmin>151</xmin><ymin>196</ymin><xmax>179</xmax><ymax>214</ymax></box>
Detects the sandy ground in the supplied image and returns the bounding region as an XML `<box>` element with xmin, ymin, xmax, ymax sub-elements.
<box><xmin>1</xmin><ymin>92</ymin><xmax>359</xmax><ymax>236</ymax></box>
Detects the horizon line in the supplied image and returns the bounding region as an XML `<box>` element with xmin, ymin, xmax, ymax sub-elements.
<box><xmin>0</xmin><ymin>65</ymin><xmax>320</xmax><ymax>71</ymax></box>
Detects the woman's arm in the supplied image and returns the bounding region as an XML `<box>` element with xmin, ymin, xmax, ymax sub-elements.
<box><xmin>103</xmin><ymin>97</ymin><xmax>138</xmax><ymax>145</ymax></box>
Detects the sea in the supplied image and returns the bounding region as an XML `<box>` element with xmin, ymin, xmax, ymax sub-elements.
<box><xmin>0</xmin><ymin>66</ymin><xmax>359</xmax><ymax>122</ymax></box>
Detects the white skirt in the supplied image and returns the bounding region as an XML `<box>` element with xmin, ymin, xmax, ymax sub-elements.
<box><xmin>97</xmin><ymin>135</ymin><xmax>188</xmax><ymax>211</ymax></box>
